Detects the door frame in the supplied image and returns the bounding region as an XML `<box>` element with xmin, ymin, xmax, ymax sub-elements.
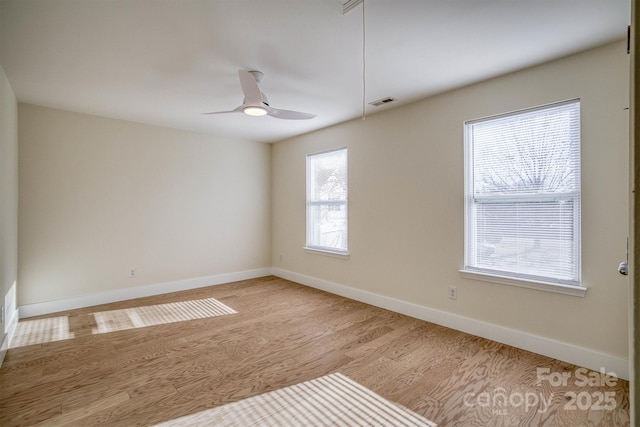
<box><xmin>630</xmin><ymin>0</ymin><xmax>638</xmax><ymax>422</ymax></box>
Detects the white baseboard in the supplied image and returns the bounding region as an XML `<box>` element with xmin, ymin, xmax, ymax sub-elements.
<box><xmin>0</xmin><ymin>334</ymin><xmax>8</xmax><ymax>368</ymax></box>
<box><xmin>13</xmin><ymin>266</ymin><xmax>630</xmax><ymax>381</ymax></box>
<box><xmin>272</xmin><ymin>267</ymin><xmax>630</xmax><ymax>381</ymax></box>
<box><xmin>18</xmin><ymin>268</ymin><xmax>272</xmax><ymax>319</ymax></box>
<box><xmin>1</xmin><ymin>281</ymin><xmax>19</xmax><ymax>368</ymax></box>
<box><xmin>0</xmin><ymin>310</ymin><xmax>18</xmax><ymax>367</ymax></box>
<box><xmin>0</xmin><ymin>310</ymin><xmax>18</xmax><ymax>369</ymax></box>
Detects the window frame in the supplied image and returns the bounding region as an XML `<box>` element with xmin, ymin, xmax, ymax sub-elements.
<box><xmin>461</xmin><ymin>99</ymin><xmax>586</xmax><ymax>297</ymax></box>
<box><xmin>305</xmin><ymin>148</ymin><xmax>349</xmax><ymax>257</ymax></box>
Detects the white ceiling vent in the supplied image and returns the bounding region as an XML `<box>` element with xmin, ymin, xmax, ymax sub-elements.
<box><xmin>340</xmin><ymin>0</ymin><xmax>364</xmax><ymax>15</ymax></box>
<box><xmin>369</xmin><ymin>97</ymin><xmax>396</xmax><ymax>107</ymax></box>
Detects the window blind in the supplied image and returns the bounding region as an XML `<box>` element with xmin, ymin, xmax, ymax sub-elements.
<box><xmin>465</xmin><ymin>99</ymin><xmax>581</xmax><ymax>285</ymax></box>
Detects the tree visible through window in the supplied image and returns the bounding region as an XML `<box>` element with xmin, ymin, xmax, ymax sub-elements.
<box><xmin>306</xmin><ymin>148</ymin><xmax>348</xmax><ymax>253</ymax></box>
<box><xmin>464</xmin><ymin>100</ymin><xmax>581</xmax><ymax>286</ymax></box>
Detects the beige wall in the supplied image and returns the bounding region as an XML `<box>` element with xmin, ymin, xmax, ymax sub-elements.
<box><xmin>0</xmin><ymin>64</ymin><xmax>18</xmax><ymax>345</ymax></box>
<box><xmin>18</xmin><ymin>105</ymin><xmax>271</xmax><ymax>305</ymax></box>
<box><xmin>12</xmin><ymin>40</ymin><xmax>631</xmax><ymax>365</ymax></box>
<box><xmin>272</xmin><ymin>41</ymin><xmax>630</xmax><ymax>360</ymax></box>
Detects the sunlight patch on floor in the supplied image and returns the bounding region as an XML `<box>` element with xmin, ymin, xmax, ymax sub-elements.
<box><xmin>10</xmin><ymin>316</ymin><xmax>75</xmax><ymax>348</ymax></box>
<box><xmin>152</xmin><ymin>372</ymin><xmax>437</xmax><ymax>427</ymax></box>
<box><xmin>91</xmin><ymin>297</ymin><xmax>237</xmax><ymax>334</ymax></box>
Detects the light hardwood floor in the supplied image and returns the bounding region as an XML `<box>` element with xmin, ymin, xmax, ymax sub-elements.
<box><xmin>0</xmin><ymin>276</ymin><xmax>630</xmax><ymax>426</ymax></box>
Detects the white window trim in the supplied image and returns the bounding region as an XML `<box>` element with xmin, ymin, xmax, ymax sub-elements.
<box><xmin>460</xmin><ymin>269</ymin><xmax>587</xmax><ymax>297</ymax></box>
<box><xmin>462</xmin><ymin>99</ymin><xmax>583</xmax><ymax>294</ymax></box>
<box><xmin>303</xmin><ymin>246</ymin><xmax>350</xmax><ymax>259</ymax></box>
<box><xmin>306</xmin><ymin>148</ymin><xmax>349</xmax><ymax>256</ymax></box>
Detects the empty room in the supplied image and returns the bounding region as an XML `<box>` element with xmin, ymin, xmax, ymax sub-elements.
<box><xmin>0</xmin><ymin>1</ymin><xmax>636</xmax><ymax>426</ymax></box>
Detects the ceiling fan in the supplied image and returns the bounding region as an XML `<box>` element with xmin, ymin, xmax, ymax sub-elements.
<box><xmin>203</xmin><ymin>70</ymin><xmax>316</xmax><ymax>120</ymax></box>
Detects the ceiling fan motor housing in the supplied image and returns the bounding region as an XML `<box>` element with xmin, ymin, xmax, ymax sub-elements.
<box><xmin>247</xmin><ymin>70</ymin><xmax>264</xmax><ymax>83</ymax></box>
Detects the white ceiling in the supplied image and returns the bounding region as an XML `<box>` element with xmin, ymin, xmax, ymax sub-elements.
<box><xmin>0</xmin><ymin>0</ymin><xmax>631</xmax><ymax>143</ymax></box>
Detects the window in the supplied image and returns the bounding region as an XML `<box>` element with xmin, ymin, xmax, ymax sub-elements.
<box><xmin>463</xmin><ymin>99</ymin><xmax>582</xmax><ymax>292</ymax></box>
<box><xmin>306</xmin><ymin>148</ymin><xmax>348</xmax><ymax>255</ymax></box>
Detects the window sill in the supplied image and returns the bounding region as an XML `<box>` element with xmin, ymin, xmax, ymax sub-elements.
<box><xmin>303</xmin><ymin>247</ymin><xmax>350</xmax><ymax>259</ymax></box>
<box><xmin>459</xmin><ymin>270</ymin><xmax>587</xmax><ymax>297</ymax></box>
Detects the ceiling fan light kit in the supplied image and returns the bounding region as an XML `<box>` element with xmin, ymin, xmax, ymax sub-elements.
<box><xmin>203</xmin><ymin>70</ymin><xmax>316</xmax><ymax>120</ymax></box>
<box><xmin>243</xmin><ymin>106</ymin><xmax>268</xmax><ymax>116</ymax></box>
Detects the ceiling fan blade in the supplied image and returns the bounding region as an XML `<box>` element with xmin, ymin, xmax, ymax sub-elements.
<box><xmin>266</xmin><ymin>106</ymin><xmax>316</xmax><ymax>120</ymax></box>
<box><xmin>202</xmin><ymin>105</ymin><xmax>245</xmax><ymax>115</ymax></box>
<box><xmin>238</xmin><ymin>70</ymin><xmax>263</xmax><ymax>105</ymax></box>
<box><xmin>202</xmin><ymin>110</ymin><xmax>236</xmax><ymax>115</ymax></box>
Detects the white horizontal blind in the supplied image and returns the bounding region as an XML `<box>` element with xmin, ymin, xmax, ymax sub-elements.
<box><xmin>306</xmin><ymin>148</ymin><xmax>348</xmax><ymax>253</ymax></box>
<box><xmin>465</xmin><ymin>99</ymin><xmax>581</xmax><ymax>285</ymax></box>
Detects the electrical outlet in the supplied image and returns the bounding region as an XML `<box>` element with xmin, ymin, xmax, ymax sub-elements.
<box><xmin>448</xmin><ymin>286</ymin><xmax>457</xmax><ymax>300</ymax></box>
<box><xmin>128</xmin><ymin>268</ymin><xmax>137</xmax><ymax>278</ymax></box>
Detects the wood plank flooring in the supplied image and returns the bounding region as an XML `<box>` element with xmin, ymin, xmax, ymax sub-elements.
<box><xmin>0</xmin><ymin>276</ymin><xmax>630</xmax><ymax>426</ymax></box>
